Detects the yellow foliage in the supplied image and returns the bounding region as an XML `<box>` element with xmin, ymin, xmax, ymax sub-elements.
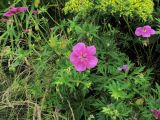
<box><xmin>64</xmin><ymin>0</ymin><xmax>154</xmax><ymax>21</ymax></box>
<box><xmin>64</xmin><ymin>0</ymin><xmax>93</xmax><ymax>14</ymax></box>
<box><xmin>34</xmin><ymin>0</ymin><xmax>40</xmax><ymax>8</ymax></box>
<box><xmin>135</xmin><ymin>98</ymin><xmax>144</xmax><ymax>105</ymax></box>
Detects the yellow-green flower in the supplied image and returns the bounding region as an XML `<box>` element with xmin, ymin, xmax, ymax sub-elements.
<box><xmin>64</xmin><ymin>0</ymin><xmax>154</xmax><ymax>21</ymax></box>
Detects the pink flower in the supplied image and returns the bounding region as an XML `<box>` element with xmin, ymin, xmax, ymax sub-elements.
<box><xmin>70</xmin><ymin>42</ymin><xmax>98</xmax><ymax>72</ymax></box>
<box><xmin>135</xmin><ymin>25</ymin><xmax>156</xmax><ymax>37</ymax></box>
<box><xmin>4</xmin><ymin>6</ymin><xmax>28</xmax><ymax>17</ymax></box>
<box><xmin>151</xmin><ymin>109</ymin><xmax>160</xmax><ymax>119</ymax></box>
<box><xmin>118</xmin><ymin>64</ymin><xmax>129</xmax><ymax>72</ymax></box>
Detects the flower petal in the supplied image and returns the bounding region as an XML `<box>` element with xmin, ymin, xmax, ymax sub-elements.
<box><xmin>151</xmin><ymin>109</ymin><xmax>160</xmax><ymax>119</ymax></box>
<box><xmin>70</xmin><ymin>52</ymin><xmax>78</xmax><ymax>64</ymax></box>
<box><xmin>87</xmin><ymin>46</ymin><xmax>96</xmax><ymax>55</ymax></box>
<box><xmin>150</xmin><ymin>29</ymin><xmax>156</xmax><ymax>35</ymax></box>
<box><xmin>73</xmin><ymin>42</ymin><xmax>86</xmax><ymax>52</ymax></box>
<box><xmin>135</xmin><ymin>27</ymin><xmax>142</xmax><ymax>36</ymax></box>
<box><xmin>74</xmin><ymin>63</ymin><xmax>86</xmax><ymax>72</ymax></box>
<box><xmin>10</xmin><ymin>7</ymin><xmax>18</xmax><ymax>13</ymax></box>
<box><xmin>3</xmin><ymin>11</ymin><xmax>14</xmax><ymax>17</ymax></box>
<box><xmin>86</xmin><ymin>56</ymin><xmax>98</xmax><ymax>69</ymax></box>
<box><xmin>17</xmin><ymin>7</ymin><xmax>28</xmax><ymax>12</ymax></box>
<box><xmin>141</xmin><ymin>32</ymin><xmax>151</xmax><ymax>37</ymax></box>
<box><xmin>144</xmin><ymin>25</ymin><xmax>151</xmax><ymax>29</ymax></box>
<box><xmin>122</xmin><ymin>64</ymin><xmax>129</xmax><ymax>71</ymax></box>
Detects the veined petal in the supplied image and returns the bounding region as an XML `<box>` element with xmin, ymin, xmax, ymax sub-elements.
<box><xmin>151</xmin><ymin>109</ymin><xmax>160</xmax><ymax>119</ymax></box>
<box><xmin>144</xmin><ymin>25</ymin><xmax>151</xmax><ymax>29</ymax></box>
<box><xmin>74</xmin><ymin>63</ymin><xmax>86</xmax><ymax>72</ymax></box>
<box><xmin>150</xmin><ymin>29</ymin><xmax>156</xmax><ymax>35</ymax></box>
<box><xmin>17</xmin><ymin>7</ymin><xmax>28</xmax><ymax>12</ymax></box>
<box><xmin>70</xmin><ymin>52</ymin><xmax>78</xmax><ymax>64</ymax></box>
<box><xmin>3</xmin><ymin>11</ymin><xmax>14</xmax><ymax>17</ymax></box>
<box><xmin>73</xmin><ymin>42</ymin><xmax>86</xmax><ymax>52</ymax></box>
<box><xmin>135</xmin><ymin>27</ymin><xmax>142</xmax><ymax>36</ymax></box>
<box><xmin>10</xmin><ymin>7</ymin><xmax>18</xmax><ymax>13</ymax></box>
<box><xmin>142</xmin><ymin>32</ymin><xmax>151</xmax><ymax>37</ymax></box>
<box><xmin>122</xmin><ymin>64</ymin><xmax>129</xmax><ymax>71</ymax></box>
<box><xmin>86</xmin><ymin>56</ymin><xmax>98</xmax><ymax>69</ymax></box>
<box><xmin>87</xmin><ymin>46</ymin><xmax>96</xmax><ymax>55</ymax></box>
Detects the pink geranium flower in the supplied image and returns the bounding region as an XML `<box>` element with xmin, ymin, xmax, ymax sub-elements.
<box><xmin>70</xmin><ymin>42</ymin><xmax>98</xmax><ymax>72</ymax></box>
<box><xmin>4</xmin><ymin>6</ymin><xmax>28</xmax><ymax>17</ymax></box>
<box><xmin>118</xmin><ymin>64</ymin><xmax>129</xmax><ymax>72</ymax></box>
<box><xmin>151</xmin><ymin>109</ymin><xmax>160</xmax><ymax>119</ymax></box>
<box><xmin>135</xmin><ymin>25</ymin><xmax>156</xmax><ymax>37</ymax></box>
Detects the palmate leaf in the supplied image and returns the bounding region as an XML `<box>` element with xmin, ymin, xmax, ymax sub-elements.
<box><xmin>68</xmin><ymin>19</ymin><xmax>99</xmax><ymax>41</ymax></box>
<box><xmin>107</xmin><ymin>81</ymin><xmax>130</xmax><ymax>100</ymax></box>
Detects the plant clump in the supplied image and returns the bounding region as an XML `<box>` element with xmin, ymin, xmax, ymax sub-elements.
<box><xmin>64</xmin><ymin>0</ymin><xmax>154</xmax><ymax>21</ymax></box>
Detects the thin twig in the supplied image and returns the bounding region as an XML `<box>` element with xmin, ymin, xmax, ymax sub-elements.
<box><xmin>67</xmin><ymin>100</ymin><xmax>75</xmax><ymax>120</ymax></box>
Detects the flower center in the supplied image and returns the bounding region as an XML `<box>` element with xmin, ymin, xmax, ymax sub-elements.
<box><xmin>143</xmin><ymin>28</ymin><xmax>147</xmax><ymax>32</ymax></box>
<box><xmin>79</xmin><ymin>53</ymin><xmax>87</xmax><ymax>61</ymax></box>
